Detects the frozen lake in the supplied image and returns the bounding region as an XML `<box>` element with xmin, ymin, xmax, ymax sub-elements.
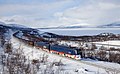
<box><xmin>39</xmin><ymin>28</ymin><xmax>120</xmax><ymax>36</ymax></box>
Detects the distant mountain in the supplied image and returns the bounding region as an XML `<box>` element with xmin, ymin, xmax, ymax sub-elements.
<box><xmin>98</xmin><ymin>21</ymin><xmax>120</xmax><ymax>28</ymax></box>
<box><xmin>0</xmin><ymin>21</ymin><xmax>5</xmax><ymax>25</ymax></box>
<box><xmin>0</xmin><ymin>21</ymin><xmax>35</xmax><ymax>32</ymax></box>
<box><xmin>65</xmin><ymin>22</ymin><xmax>120</xmax><ymax>28</ymax></box>
<box><xmin>38</xmin><ymin>25</ymin><xmax>87</xmax><ymax>29</ymax></box>
<box><xmin>58</xmin><ymin>25</ymin><xmax>85</xmax><ymax>28</ymax></box>
<box><xmin>0</xmin><ymin>21</ymin><xmax>27</xmax><ymax>28</ymax></box>
<box><xmin>7</xmin><ymin>23</ymin><xmax>28</xmax><ymax>28</ymax></box>
<box><xmin>53</xmin><ymin>21</ymin><xmax>120</xmax><ymax>29</ymax></box>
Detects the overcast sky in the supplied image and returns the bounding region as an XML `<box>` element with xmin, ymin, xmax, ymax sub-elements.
<box><xmin>0</xmin><ymin>0</ymin><xmax>120</xmax><ymax>28</ymax></box>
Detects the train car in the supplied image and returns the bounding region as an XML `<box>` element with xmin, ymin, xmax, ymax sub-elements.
<box><xmin>35</xmin><ymin>42</ymin><xmax>81</xmax><ymax>60</ymax></box>
<box><xmin>35</xmin><ymin>42</ymin><xmax>50</xmax><ymax>52</ymax></box>
<box><xmin>50</xmin><ymin>45</ymin><xmax>81</xmax><ymax>60</ymax></box>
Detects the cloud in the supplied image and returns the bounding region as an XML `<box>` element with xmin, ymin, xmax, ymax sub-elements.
<box><xmin>0</xmin><ymin>0</ymin><xmax>73</xmax><ymax>16</ymax></box>
<box><xmin>53</xmin><ymin>1</ymin><xmax>120</xmax><ymax>26</ymax></box>
<box><xmin>0</xmin><ymin>0</ymin><xmax>75</xmax><ymax>28</ymax></box>
<box><xmin>0</xmin><ymin>15</ymin><xmax>69</xmax><ymax>28</ymax></box>
<box><xmin>0</xmin><ymin>0</ymin><xmax>120</xmax><ymax>28</ymax></box>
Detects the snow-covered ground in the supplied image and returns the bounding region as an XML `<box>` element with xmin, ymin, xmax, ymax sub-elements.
<box><xmin>82</xmin><ymin>58</ymin><xmax>120</xmax><ymax>70</ymax></box>
<box><xmin>93</xmin><ymin>40</ymin><xmax>120</xmax><ymax>46</ymax></box>
<box><xmin>92</xmin><ymin>40</ymin><xmax>120</xmax><ymax>48</ymax></box>
<box><xmin>11</xmin><ymin>37</ymin><xmax>120</xmax><ymax>74</ymax></box>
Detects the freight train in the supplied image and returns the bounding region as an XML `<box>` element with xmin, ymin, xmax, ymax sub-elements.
<box><xmin>35</xmin><ymin>42</ymin><xmax>82</xmax><ymax>60</ymax></box>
